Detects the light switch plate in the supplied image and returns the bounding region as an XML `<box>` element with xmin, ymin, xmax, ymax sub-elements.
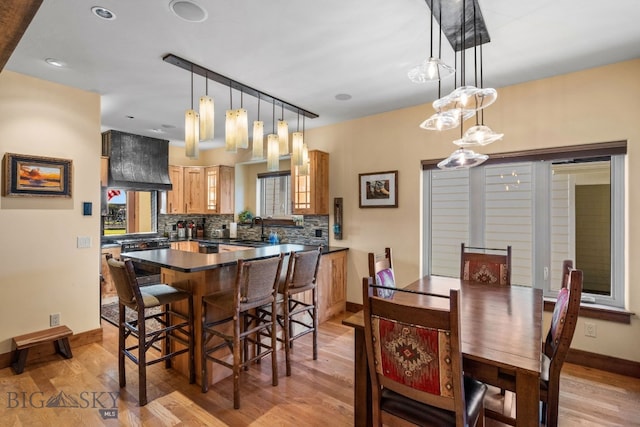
<box><xmin>77</xmin><ymin>236</ymin><xmax>91</xmax><ymax>248</ymax></box>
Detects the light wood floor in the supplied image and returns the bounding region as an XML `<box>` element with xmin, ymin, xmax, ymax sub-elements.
<box><xmin>1</xmin><ymin>313</ymin><xmax>638</xmax><ymax>426</ymax></box>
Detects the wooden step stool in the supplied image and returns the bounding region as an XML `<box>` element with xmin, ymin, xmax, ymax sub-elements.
<box><xmin>12</xmin><ymin>325</ymin><xmax>73</xmax><ymax>374</ymax></box>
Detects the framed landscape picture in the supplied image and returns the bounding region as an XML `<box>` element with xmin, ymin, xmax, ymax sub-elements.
<box><xmin>2</xmin><ymin>153</ymin><xmax>73</xmax><ymax>198</ymax></box>
<box><xmin>359</xmin><ymin>170</ymin><xmax>398</xmax><ymax>208</ymax></box>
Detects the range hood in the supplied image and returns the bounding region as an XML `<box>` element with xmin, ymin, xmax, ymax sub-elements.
<box><xmin>102</xmin><ymin>130</ymin><xmax>172</xmax><ymax>191</ymax></box>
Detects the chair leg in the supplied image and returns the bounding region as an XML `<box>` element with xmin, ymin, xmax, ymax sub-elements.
<box><xmin>201</xmin><ymin>299</ymin><xmax>209</xmax><ymax>393</ymax></box>
<box><xmin>312</xmin><ymin>287</ymin><xmax>318</xmax><ymax>361</ymax></box>
<box><xmin>138</xmin><ymin>309</ymin><xmax>148</xmax><ymax>406</ymax></box>
<box><xmin>233</xmin><ymin>314</ymin><xmax>241</xmax><ymax>409</ymax></box>
<box><xmin>164</xmin><ymin>303</ymin><xmax>171</xmax><ymax>369</ymax></box>
<box><xmin>187</xmin><ymin>294</ymin><xmax>195</xmax><ymax>384</ymax></box>
<box><xmin>118</xmin><ymin>303</ymin><xmax>126</xmax><ymax>388</ymax></box>
<box><xmin>284</xmin><ymin>294</ymin><xmax>292</xmax><ymax>376</ymax></box>
<box><xmin>271</xmin><ymin>299</ymin><xmax>278</xmax><ymax>386</ymax></box>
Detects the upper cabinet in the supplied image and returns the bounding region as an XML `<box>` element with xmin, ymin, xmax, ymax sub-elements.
<box><xmin>164</xmin><ymin>165</ymin><xmax>234</xmax><ymax>215</ymax></box>
<box><xmin>184</xmin><ymin>166</ymin><xmax>205</xmax><ymax>214</ymax></box>
<box><xmin>292</xmin><ymin>150</ymin><xmax>329</xmax><ymax>214</ymax></box>
<box><xmin>166</xmin><ymin>165</ymin><xmax>184</xmax><ymax>213</ymax></box>
<box><xmin>100</xmin><ymin>156</ymin><xmax>109</xmax><ymax>187</ymax></box>
<box><xmin>205</xmin><ymin>165</ymin><xmax>234</xmax><ymax>214</ymax></box>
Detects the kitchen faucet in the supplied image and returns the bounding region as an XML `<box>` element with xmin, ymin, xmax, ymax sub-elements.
<box><xmin>251</xmin><ymin>216</ymin><xmax>266</xmax><ymax>241</ymax></box>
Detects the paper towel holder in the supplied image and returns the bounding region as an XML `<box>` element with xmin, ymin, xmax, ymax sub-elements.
<box><xmin>333</xmin><ymin>197</ymin><xmax>343</xmax><ymax>240</ymax></box>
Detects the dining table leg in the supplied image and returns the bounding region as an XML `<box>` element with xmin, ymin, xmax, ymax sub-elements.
<box><xmin>353</xmin><ymin>327</ymin><xmax>372</xmax><ymax>427</ymax></box>
<box><xmin>516</xmin><ymin>370</ymin><xmax>540</xmax><ymax>427</ymax></box>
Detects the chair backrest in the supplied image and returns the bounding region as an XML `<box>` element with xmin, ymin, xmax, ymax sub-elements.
<box><xmin>561</xmin><ymin>259</ymin><xmax>573</xmax><ymax>289</ymax></box>
<box><xmin>368</xmin><ymin>248</ymin><xmax>395</xmax><ymax>297</ymax></box>
<box><xmin>282</xmin><ymin>247</ymin><xmax>322</xmax><ymax>293</ymax></box>
<box><xmin>544</xmin><ymin>267</ymin><xmax>582</xmax><ymax>369</ymax></box>
<box><xmin>460</xmin><ymin>243</ymin><xmax>512</xmax><ymax>285</ymax></box>
<box><xmin>235</xmin><ymin>254</ymin><xmax>284</xmax><ymax>310</ymax></box>
<box><xmin>106</xmin><ymin>254</ymin><xmax>144</xmax><ymax>310</ymax></box>
<box><xmin>362</xmin><ymin>278</ymin><xmax>469</xmax><ymax>426</ymax></box>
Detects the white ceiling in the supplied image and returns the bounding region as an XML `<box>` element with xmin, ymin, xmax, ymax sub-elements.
<box><xmin>6</xmin><ymin>0</ymin><xmax>640</xmax><ymax>150</ymax></box>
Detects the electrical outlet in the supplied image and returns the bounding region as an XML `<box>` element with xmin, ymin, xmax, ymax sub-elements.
<box><xmin>584</xmin><ymin>321</ymin><xmax>597</xmax><ymax>338</ymax></box>
<box><xmin>50</xmin><ymin>313</ymin><xmax>60</xmax><ymax>327</ymax></box>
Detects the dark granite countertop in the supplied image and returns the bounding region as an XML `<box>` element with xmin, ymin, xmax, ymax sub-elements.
<box><xmin>121</xmin><ymin>244</ymin><xmax>347</xmax><ymax>273</ymax></box>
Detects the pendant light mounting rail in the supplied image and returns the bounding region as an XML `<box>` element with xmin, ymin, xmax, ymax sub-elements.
<box><xmin>425</xmin><ymin>0</ymin><xmax>490</xmax><ymax>51</ymax></box>
<box><xmin>163</xmin><ymin>53</ymin><xmax>318</xmax><ymax>119</ymax></box>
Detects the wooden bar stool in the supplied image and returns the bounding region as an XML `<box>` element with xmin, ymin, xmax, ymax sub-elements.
<box><xmin>107</xmin><ymin>255</ymin><xmax>195</xmax><ymax>406</ymax></box>
<box><xmin>201</xmin><ymin>254</ymin><xmax>284</xmax><ymax>409</ymax></box>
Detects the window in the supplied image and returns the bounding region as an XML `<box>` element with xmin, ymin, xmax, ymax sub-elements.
<box><xmin>102</xmin><ymin>189</ymin><xmax>157</xmax><ymax>236</ymax></box>
<box><xmin>257</xmin><ymin>172</ymin><xmax>291</xmax><ymax>218</ymax></box>
<box><xmin>422</xmin><ymin>145</ymin><xmax>625</xmax><ymax>308</ymax></box>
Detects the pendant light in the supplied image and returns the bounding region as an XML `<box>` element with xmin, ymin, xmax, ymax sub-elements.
<box><xmin>277</xmin><ymin>104</ymin><xmax>289</xmax><ymax>155</ymax></box>
<box><xmin>199</xmin><ymin>73</ymin><xmax>214</xmax><ymax>141</ymax></box>
<box><xmin>185</xmin><ymin>67</ymin><xmax>200</xmax><ymax>158</ymax></box>
<box><xmin>299</xmin><ymin>142</ymin><xmax>310</xmax><ymax>176</ymax></box>
<box><xmin>236</xmin><ymin>89</ymin><xmax>249</xmax><ymax>149</ymax></box>
<box><xmin>225</xmin><ymin>86</ymin><xmax>237</xmax><ymax>152</ymax></box>
<box><xmin>454</xmin><ymin>1</ymin><xmax>503</xmax><ymax>147</ymax></box>
<box><xmin>408</xmin><ymin>0</ymin><xmax>454</xmax><ymax>83</ymax></box>
<box><xmin>267</xmin><ymin>100</ymin><xmax>279</xmax><ymax>171</ymax></box>
<box><xmin>291</xmin><ymin>111</ymin><xmax>304</xmax><ymax>166</ymax></box>
<box><xmin>252</xmin><ymin>95</ymin><xmax>264</xmax><ymax>159</ymax></box>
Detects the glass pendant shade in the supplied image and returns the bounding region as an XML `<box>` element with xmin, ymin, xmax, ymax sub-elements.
<box><xmin>225</xmin><ymin>109</ymin><xmax>237</xmax><ymax>152</ymax></box>
<box><xmin>437</xmin><ymin>148</ymin><xmax>488</xmax><ymax>170</ymax></box>
<box><xmin>277</xmin><ymin>120</ymin><xmax>289</xmax><ymax>155</ymax></box>
<box><xmin>299</xmin><ymin>143</ymin><xmax>310</xmax><ymax>176</ymax></box>
<box><xmin>291</xmin><ymin>132</ymin><xmax>304</xmax><ymax>166</ymax></box>
<box><xmin>252</xmin><ymin>121</ymin><xmax>264</xmax><ymax>159</ymax></box>
<box><xmin>185</xmin><ymin>109</ymin><xmax>199</xmax><ymax>158</ymax></box>
<box><xmin>267</xmin><ymin>134</ymin><xmax>280</xmax><ymax>171</ymax></box>
<box><xmin>235</xmin><ymin>108</ymin><xmax>249</xmax><ymax>149</ymax></box>
<box><xmin>199</xmin><ymin>95</ymin><xmax>214</xmax><ymax>141</ymax></box>
<box><xmin>408</xmin><ymin>57</ymin><xmax>455</xmax><ymax>83</ymax></box>
<box><xmin>420</xmin><ymin>110</ymin><xmax>458</xmax><ymax>131</ymax></box>
<box><xmin>453</xmin><ymin>124</ymin><xmax>504</xmax><ymax>147</ymax></box>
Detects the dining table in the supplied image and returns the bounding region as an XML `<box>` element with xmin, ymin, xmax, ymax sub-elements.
<box><xmin>343</xmin><ymin>275</ymin><xmax>543</xmax><ymax>427</ymax></box>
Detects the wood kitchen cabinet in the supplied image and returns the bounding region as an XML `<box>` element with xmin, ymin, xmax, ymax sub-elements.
<box><xmin>165</xmin><ymin>165</ymin><xmax>234</xmax><ymax>214</ymax></box>
<box><xmin>171</xmin><ymin>241</ymin><xmax>199</xmax><ymax>252</ymax></box>
<box><xmin>184</xmin><ymin>166</ymin><xmax>205</xmax><ymax>214</ymax></box>
<box><xmin>166</xmin><ymin>165</ymin><xmax>184</xmax><ymax>214</ymax></box>
<box><xmin>316</xmin><ymin>249</ymin><xmax>347</xmax><ymax>322</ymax></box>
<box><xmin>100</xmin><ymin>246</ymin><xmax>121</xmax><ymax>298</ymax></box>
<box><xmin>291</xmin><ymin>150</ymin><xmax>329</xmax><ymax>214</ymax></box>
<box><xmin>205</xmin><ymin>165</ymin><xmax>234</xmax><ymax>214</ymax></box>
<box><xmin>100</xmin><ymin>156</ymin><xmax>109</xmax><ymax>187</ymax></box>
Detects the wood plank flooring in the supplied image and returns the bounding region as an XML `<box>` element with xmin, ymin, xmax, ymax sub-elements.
<box><xmin>0</xmin><ymin>313</ymin><xmax>638</xmax><ymax>426</ymax></box>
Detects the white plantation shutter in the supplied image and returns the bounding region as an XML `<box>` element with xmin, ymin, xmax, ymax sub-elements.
<box><xmin>483</xmin><ymin>164</ymin><xmax>533</xmax><ymax>286</ymax></box>
<box><xmin>550</xmin><ymin>171</ymin><xmax>572</xmax><ymax>291</ymax></box>
<box><xmin>430</xmin><ymin>169</ymin><xmax>469</xmax><ymax>277</ymax></box>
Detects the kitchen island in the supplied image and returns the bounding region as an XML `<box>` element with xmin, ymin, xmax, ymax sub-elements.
<box><xmin>121</xmin><ymin>244</ymin><xmax>348</xmax><ymax>385</ymax></box>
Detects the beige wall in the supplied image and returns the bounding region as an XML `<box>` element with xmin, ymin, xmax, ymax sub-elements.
<box><xmin>0</xmin><ymin>71</ymin><xmax>101</xmax><ymax>353</ymax></box>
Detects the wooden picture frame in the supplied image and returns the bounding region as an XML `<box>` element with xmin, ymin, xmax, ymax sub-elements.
<box><xmin>359</xmin><ymin>170</ymin><xmax>398</xmax><ymax>208</ymax></box>
<box><xmin>2</xmin><ymin>153</ymin><xmax>72</xmax><ymax>198</ymax></box>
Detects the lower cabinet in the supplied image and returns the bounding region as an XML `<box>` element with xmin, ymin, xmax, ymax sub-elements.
<box><xmin>170</xmin><ymin>241</ymin><xmax>200</xmax><ymax>252</ymax></box>
<box><xmin>101</xmin><ymin>246</ymin><xmax>121</xmax><ymax>298</ymax></box>
<box><xmin>316</xmin><ymin>250</ymin><xmax>347</xmax><ymax>323</ymax></box>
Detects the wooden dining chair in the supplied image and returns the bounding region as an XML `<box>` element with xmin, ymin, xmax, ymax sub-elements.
<box><xmin>200</xmin><ymin>254</ymin><xmax>283</xmax><ymax>409</ymax></box>
<box><xmin>560</xmin><ymin>260</ymin><xmax>573</xmax><ymax>289</ymax></box>
<box><xmin>368</xmin><ymin>247</ymin><xmax>396</xmax><ymax>297</ymax></box>
<box><xmin>540</xmin><ymin>267</ymin><xmax>583</xmax><ymax>426</ymax></box>
<box><xmin>460</xmin><ymin>243</ymin><xmax>511</xmax><ymax>286</ymax></box>
<box><xmin>106</xmin><ymin>255</ymin><xmax>195</xmax><ymax>406</ymax></box>
<box><xmin>362</xmin><ymin>278</ymin><xmax>487</xmax><ymax>426</ymax></box>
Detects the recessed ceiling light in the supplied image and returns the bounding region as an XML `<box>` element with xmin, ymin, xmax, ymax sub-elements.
<box><xmin>335</xmin><ymin>93</ymin><xmax>352</xmax><ymax>101</ymax></box>
<box><xmin>45</xmin><ymin>58</ymin><xmax>66</xmax><ymax>67</ymax></box>
<box><xmin>91</xmin><ymin>6</ymin><xmax>116</xmax><ymax>20</ymax></box>
<box><xmin>161</xmin><ymin>124</ymin><xmax>177</xmax><ymax>129</ymax></box>
<box><xmin>126</xmin><ymin>115</ymin><xmax>135</xmax><ymax>119</ymax></box>
<box><xmin>169</xmin><ymin>0</ymin><xmax>208</xmax><ymax>23</ymax></box>
<box><xmin>149</xmin><ymin>128</ymin><xmax>166</xmax><ymax>134</ymax></box>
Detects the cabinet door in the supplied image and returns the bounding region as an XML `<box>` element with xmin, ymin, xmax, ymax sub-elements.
<box><xmin>292</xmin><ymin>150</ymin><xmax>329</xmax><ymax>214</ymax></box>
<box><xmin>167</xmin><ymin>165</ymin><xmax>184</xmax><ymax>214</ymax></box>
<box><xmin>101</xmin><ymin>247</ymin><xmax>121</xmax><ymax>298</ymax></box>
<box><xmin>100</xmin><ymin>157</ymin><xmax>109</xmax><ymax>187</ymax></box>
<box><xmin>184</xmin><ymin>166</ymin><xmax>204</xmax><ymax>214</ymax></box>
<box><xmin>316</xmin><ymin>250</ymin><xmax>347</xmax><ymax>323</ymax></box>
<box><xmin>205</xmin><ymin>166</ymin><xmax>235</xmax><ymax>214</ymax></box>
